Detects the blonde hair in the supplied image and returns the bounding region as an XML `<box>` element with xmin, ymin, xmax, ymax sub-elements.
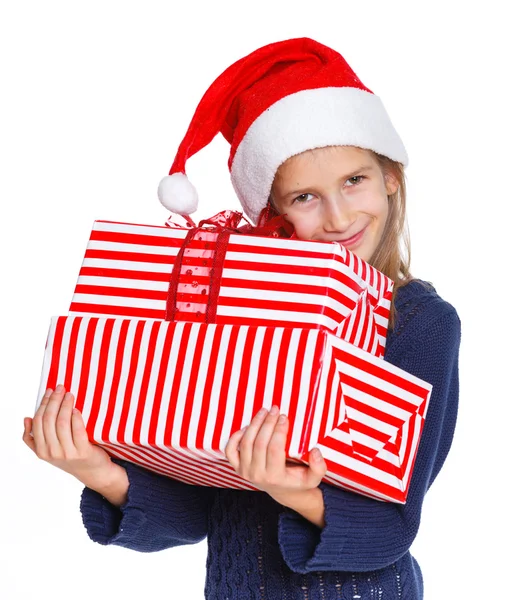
<box><xmin>367</xmin><ymin>151</ymin><xmax>413</xmax><ymax>330</ymax></box>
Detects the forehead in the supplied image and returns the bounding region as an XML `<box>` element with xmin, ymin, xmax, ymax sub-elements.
<box><xmin>275</xmin><ymin>146</ymin><xmax>377</xmax><ymax>184</ymax></box>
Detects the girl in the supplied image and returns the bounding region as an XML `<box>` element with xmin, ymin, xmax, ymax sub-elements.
<box><xmin>23</xmin><ymin>38</ymin><xmax>461</xmax><ymax>599</ymax></box>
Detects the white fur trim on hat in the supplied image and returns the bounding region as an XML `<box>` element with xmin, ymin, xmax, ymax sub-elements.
<box><xmin>230</xmin><ymin>86</ymin><xmax>408</xmax><ymax>223</ymax></box>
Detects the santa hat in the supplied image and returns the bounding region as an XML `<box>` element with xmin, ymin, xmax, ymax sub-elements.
<box><xmin>158</xmin><ymin>37</ymin><xmax>408</xmax><ymax>224</ymax></box>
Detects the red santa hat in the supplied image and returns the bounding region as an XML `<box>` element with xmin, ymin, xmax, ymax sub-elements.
<box><xmin>158</xmin><ymin>37</ymin><xmax>408</xmax><ymax>224</ymax></box>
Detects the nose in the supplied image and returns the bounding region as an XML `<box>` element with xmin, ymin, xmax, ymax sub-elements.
<box><xmin>322</xmin><ymin>196</ymin><xmax>355</xmax><ymax>234</ymax></box>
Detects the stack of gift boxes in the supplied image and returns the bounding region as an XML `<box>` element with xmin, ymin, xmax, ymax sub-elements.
<box><xmin>36</xmin><ymin>211</ymin><xmax>432</xmax><ymax>503</ymax></box>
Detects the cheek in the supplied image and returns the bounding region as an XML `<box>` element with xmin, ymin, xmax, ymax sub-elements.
<box><xmin>284</xmin><ymin>211</ymin><xmax>316</xmax><ymax>238</ymax></box>
<box><xmin>370</xmin><ymin>203</ymin><xmax>389</xmax><ymax>251</ymax></box>
<box><xmin>378</xmin><ymin>199</ymin><xmax>389</xmax><ymax>226</ymax></box>
<box><xmin>358</xmin><ymin>189</ymin><xmax>388</xmax><ymax>221</ymax></box>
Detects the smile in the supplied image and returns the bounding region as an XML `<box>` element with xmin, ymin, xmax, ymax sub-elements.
<box><xmin>337</xmin><ymin>226</ymin><xmax>367</xmax><ymax>247</ymax></box>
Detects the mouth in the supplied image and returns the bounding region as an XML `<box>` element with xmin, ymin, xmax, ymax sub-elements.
<box><xmin>336</xmin><ymin>226</ymin><xmax>367</xmax><ymax>247</ymax></box>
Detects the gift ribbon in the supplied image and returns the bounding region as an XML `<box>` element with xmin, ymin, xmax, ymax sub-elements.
<box><xmin>165</xmin><ymin>226</ymin><xmax>200</xmax><ymax>322</ymax></box>
<box><xmin>164</xmin><ymin>208</ymin><xmax>294</xmax><ymax>322</ymax></box>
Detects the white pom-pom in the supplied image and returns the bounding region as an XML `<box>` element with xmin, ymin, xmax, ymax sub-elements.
<box><xmin>158</xmin><ymin>173</ymin><xmax>198</xmax><ymax>214</ymax></box>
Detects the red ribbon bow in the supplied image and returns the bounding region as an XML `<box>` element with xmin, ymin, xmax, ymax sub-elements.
<box><xmin>165</xmin><ymin>209</ymin><xmax>246</xmax><ymax>232</ymax></box>
<box><xmin>165</xmin><ymin>205</ymin><xmax>295</xmax><ymax>239</ymax></box>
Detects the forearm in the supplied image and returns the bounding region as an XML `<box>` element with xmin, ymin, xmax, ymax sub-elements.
<box><xmin>272</xmin><ymin>488</ymin><xmax>325</xmax><ymax>529</ymax></box>
<box><xmin>82</xmin><ymin>462</ymin><xmax>130</xmax><ymax>507</ymax></box>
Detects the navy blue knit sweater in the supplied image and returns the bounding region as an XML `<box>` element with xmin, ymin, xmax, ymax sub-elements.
<box><xmin>80</xmin><ymin>279</ymin><xmax>461</xmax><ymax>599</ymax></box>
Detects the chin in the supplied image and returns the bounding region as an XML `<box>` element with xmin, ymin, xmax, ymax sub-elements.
<box><xmin>350</xmin><ymin>246</ymin><xmax>370</xmax><ymax>262</ymax></box>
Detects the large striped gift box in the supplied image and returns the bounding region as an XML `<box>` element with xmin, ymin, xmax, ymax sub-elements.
<box><xmin>69</xmin><ymin>219</ymin><xmax>394</xmax><ymax>358</ymax></box>
<box><xmin>37</xmin><ymin>315</ymin><xmax>432</xmax><ymax>503</ymax></box>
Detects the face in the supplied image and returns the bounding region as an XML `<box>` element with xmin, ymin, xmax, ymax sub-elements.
<box><xmin>270</xmin><ymin>146</ymin><xmax>398</xmax><ymax>262</ymax></box>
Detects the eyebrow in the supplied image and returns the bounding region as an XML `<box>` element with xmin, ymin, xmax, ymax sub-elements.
<box><xmin>281</xmin><ymin>164</ymin><xmax>375</xmax><ymax>199</ymax></box>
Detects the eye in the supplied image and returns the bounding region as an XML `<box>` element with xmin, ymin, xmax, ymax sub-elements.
<box><xmin>293</xmin><ymin>193</ymin><xmax>315</xmax><ymax>204</ymax></box>
<box><xmin>345</xmin><ymin>175</ymin><xmax>365</xmax><ymax>187</ymax></box>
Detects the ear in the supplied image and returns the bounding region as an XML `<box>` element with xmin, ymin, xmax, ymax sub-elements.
<box><xmin>384</xmin><ymin>171</ymin><xmax>399</xmax><ymax>196</ymax></box>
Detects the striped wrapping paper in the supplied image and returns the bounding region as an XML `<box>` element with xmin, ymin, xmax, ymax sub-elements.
<box><xmin>69</xmin><ymin>219</ymin><xmax>394</xmax><ymax>358</ymax></box>
<box><xmin>37</xmin><ymin>315</ymin><xmax>432</xmax><ymax>503</ymax></box>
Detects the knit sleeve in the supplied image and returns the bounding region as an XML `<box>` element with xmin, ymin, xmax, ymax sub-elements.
<box><xmin>278</xmin><ymin>304</ymin><xmax>461</xmax><ymax>573</ymax></box>
<box><xmin>80</xmin><ymin>459</ymin><xmax>215</xmax><ymax>552</ymax></box>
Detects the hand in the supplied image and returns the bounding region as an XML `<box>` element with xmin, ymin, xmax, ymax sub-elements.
<box><xmin>225</xmin><ymin>405</ymin><xmax>327</xmax><ymax>505</ymax></box>
<box><xmin>23</xmin><ymin>385</ymin><xmax>123</xmax><ymax>496</ymax></box>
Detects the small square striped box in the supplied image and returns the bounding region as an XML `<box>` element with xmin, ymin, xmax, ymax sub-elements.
<box><xmin>69</xmin><ymin>219</ymin><xmax>393</xmax><ymax>358</ymax></box>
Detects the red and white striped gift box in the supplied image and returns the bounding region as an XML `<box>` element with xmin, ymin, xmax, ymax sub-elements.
<box><xmin>37</xmin><ymin>315</ymin><xmax>432</xmax><ymax>503</ymax></box>
<box><xmin>69</xmin><ymin>219</ymin><xmax>394</xmax><ymax>358</ymax></box>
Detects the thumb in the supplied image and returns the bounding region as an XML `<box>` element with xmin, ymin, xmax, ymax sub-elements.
<box><xmin>22</xmin><ymin>417</ymin><xmax>36</xmax><ymax>452</ymax></box>
<box><xmin>307</xmin><ymin>448</ymin><xmax>327</xmax><ymax>483</ymax></box>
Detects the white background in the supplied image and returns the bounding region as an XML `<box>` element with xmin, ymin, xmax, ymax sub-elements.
<box><xmin>1</xmin><ymin>1</ymin><xmax>518</xmax><ymax>599</ymax></box>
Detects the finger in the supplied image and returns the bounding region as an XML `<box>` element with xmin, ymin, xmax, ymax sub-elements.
<box><xmin>33</xmin><ymin>387</ymin><xmax>53</xmax><ymax>416</ymax></box>
<box><xmin>250</xmin><ymin>406</ymin><xmax>282</xmax><ymax>473</ymax></box>
<box><xmin>41</xmin><ymin>385</ymin><xmax>67</xmax><ymax>456</ymax></box>
<box><xmin>225</xmin><ymin>426</ymin><xmax>247</xmax><ymax>470</ymax></box>
<box><xmin>55</xmin><ymin>392</ymin><xmax>76</xmax><ymax>455</ymax></box>
<box><xmin>236</xmin><ymin>407</ymin><xmax>269</xmax><ymax>468</ymax></box>
<box><xmin>264</xmin><ymin>413</ymin><xmax>290</xmax><ymax>474</ymax></box>
<box><xmin>71</xmin><ymin>407</ymin><xmax>91</xmax><ymax>451</ymax></box>
<box><xmin>37</xmin><ymin>388</ymin><xmax>54</xmax><ymax>409</ymax></box>
<box><xmin>22</xmin><ymin>417</ymin><xmax>36</xmax><ymax>452</ymax></box>
<box><xmin>31</xmin><ymin>388</ymin><xmax>53</xmax><ymax>450</ymax></box>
